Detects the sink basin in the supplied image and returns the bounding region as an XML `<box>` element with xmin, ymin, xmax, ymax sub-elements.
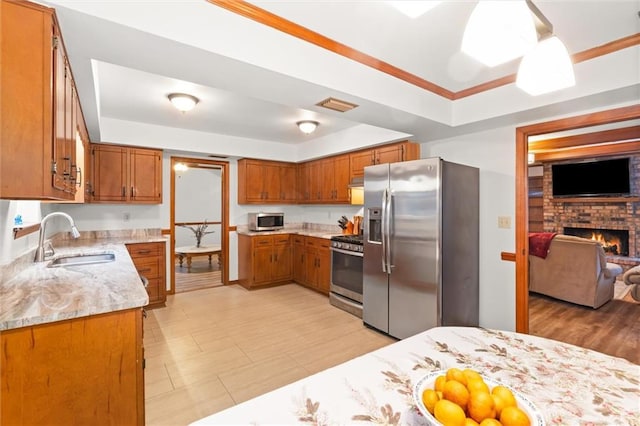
<box><xmin>48</xmin><ymin>252</ymin><xmax>115</xmax><ymax>267</ymax></box>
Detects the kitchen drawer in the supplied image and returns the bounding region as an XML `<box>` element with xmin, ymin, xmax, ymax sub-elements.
<box><xmin>253</xmin><ymin>235</ymin><xmax>273</xmax><ymax>246</ymax></box>
<box><xmin>131</xmin><ymin>257</ymin><xmax>161</xmax><ymax>279</ymax></box>
<box><xmin>273</xmin><ymin>235</ymin><xmax>290</xmax><ymax>245</ymax></box>
<box><xmin>292</xmin><ymin>235</ymin><xmax>304</xmax><ymax>245</ymax></box>
<box><xmin>306</xmin><ymin>236</ymin><xmax>330</xmax><ymax>248</ymax></box>
<box><xmin>127</xmin><ymin>242</ymin><xmax>163</xmax><ymax>258</ymax></box>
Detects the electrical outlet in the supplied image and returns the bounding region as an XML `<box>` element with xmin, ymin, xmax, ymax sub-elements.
<box><xmin>498</xmin><ymin>216</ymin><xmax>511</xmax><ymax>229</ymax></box>
<box><xmin>123</xmin><ymin>212</ymin><xmax>130</xmax><ymax>222</ymax></box>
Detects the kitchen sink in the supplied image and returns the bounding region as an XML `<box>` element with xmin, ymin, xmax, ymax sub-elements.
<box><xmin>48</xmin><ymin>252</ymin><xmax>115</xmax><ymax>267</ymax></box>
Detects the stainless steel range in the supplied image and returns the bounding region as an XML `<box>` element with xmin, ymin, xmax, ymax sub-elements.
<box><xmin>329</xmin><ymin>234</ymin><xmax>363</xmax><ymax>318</ymax></box>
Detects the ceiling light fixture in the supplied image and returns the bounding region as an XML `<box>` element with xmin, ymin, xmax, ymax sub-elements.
<box><xmin>462</xmin><ymin>0</ymin><xmax>538</xmax><ymax>67</ymax></box>
<box><xmin>462</xmin><ymin>0</ymin><xmax>575</xmax><ymax>95</ymax></box>
<box><xmin>387</xmin><ymin>1</ymin><xmax>442</xmax><ymax>19</ymax></box>
<box><xmin>516</xmin><ymin>36</ymin><xmax>575</xmax><ymax>96</ymax></box>
<box><xmin>297</xmin><ymin>120</ymin><xmax>319</xmax><ymax>134</ymax></box>
<box><xmin>168</xmin><ymin>93</ymin><xmax>199</xmax><ymax>112</ymax></box>
<box><xmin>173</xmin><ymin>162</ymin><xmax>189</xmax><ymax>172</ymax></box>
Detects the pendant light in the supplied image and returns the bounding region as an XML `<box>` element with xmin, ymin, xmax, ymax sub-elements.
<box><xmin>461</xmin><ymin>0</ymin><xmax>538</xmax><ymax>67</ymax></box>
<box><xmin>516</xmin><ymin>36</ymin><xmax>575</xmax><ymax>96</ymax></box>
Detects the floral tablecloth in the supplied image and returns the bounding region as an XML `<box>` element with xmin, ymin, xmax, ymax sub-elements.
<box><xmin>190</xmin><ymin>327</ymin><xmax>640</xmax><ymax>425</ymax></box>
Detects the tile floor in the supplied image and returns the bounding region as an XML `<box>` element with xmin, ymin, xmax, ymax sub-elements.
<box><xmin>144</xmin><ymin>284</ymin><xmax>395</xmax><ymax>425</ymax></box>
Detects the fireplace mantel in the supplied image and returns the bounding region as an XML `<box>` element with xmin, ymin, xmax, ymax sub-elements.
<box><xmin>551</xmin><ymin>196</ymin><xmax>640</xmax><ymax>203</ymax></box>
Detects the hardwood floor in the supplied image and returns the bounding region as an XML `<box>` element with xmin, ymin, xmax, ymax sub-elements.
<box><xmin>529</xmin><ymin>291</ymin><xmax>640</xmax><ymax>365</ymax></box>
<box><xmin>143</xmin><ymin>284</ymin><xmax>395</xmax><ymax>425</ymax></box>
<box><xmin>175</xmin><ymin>257</ymin><xmax>223</xmax><ymax>294</ymax></box>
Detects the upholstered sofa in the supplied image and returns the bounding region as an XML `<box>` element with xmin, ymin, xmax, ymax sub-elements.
<box><xmin>529</xmin><ymin>234</ymin><xmax>623</xmax><ymax>308</ymax></box>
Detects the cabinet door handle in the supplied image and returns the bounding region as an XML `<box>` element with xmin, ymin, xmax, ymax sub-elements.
<box><xmin>76</xmin><ymin>167</ymin><xmax>82</xmax><ymax>187</ymax></box>
<box><xmin>131</xmin><ymin>186</ymin><xmax>135</xmax><ymax>198</ymax></box>
<box><xmin>122</xmin><ymin>186</ymin><xmax>126</xmax><ymax>197</ymax></box>
<box><xmin>137</xmin><ymin>250</ymin><xmax>151</xmax><ymax>255</ymax></box>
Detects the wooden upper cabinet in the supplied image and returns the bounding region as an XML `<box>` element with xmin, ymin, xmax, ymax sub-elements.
<box><xmin>237</xmin><ymin>159</ymin><xmax>297</xmax><ymax>204</ymax></box>
<box><xmin>319</xmin><ymin>155</ymin><xmax>350</xmax><ymax>203</ymax></box>
<box><xmin>130</xmin><ymin>148</ymin><xmax>162</xmax><ymax>203</ymax></box>
<box><xmin>279</xmin><ymin>164</ymin><xmax>298</xmax><ymax>202</ymax></box>
<box><xmin>0</xmin><ymin>1</ymin><xmax>78</xmax><ymax>200</ymax></box>
<box><xmin>90</xmin><ymin>144</ymin><xmax>162</xmax><ymax>204</ymax></box>
<box><xmin>350</xmin><ymin>141</ymin><xmax>421</xmax><ymax>179</ymax></box>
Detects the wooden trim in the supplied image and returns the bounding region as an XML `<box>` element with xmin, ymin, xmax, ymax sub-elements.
<box><xmin>13</xmin><ymin>223</ymin><xmax>40</xmax><ymax>239</ymax></box>
<box><xmin>551</xmin><ymin>197</ymin><xmax>640</xmax><ymax>203</ymax></box>
<box><xmin>572</xmin><ymin>33</ymin><xmax>640</xmax><ymax>64</ymax></box>
<box><xmin>533</xmin><ymin>140</ymin><xmax>640</xmax><ymax>161</ymax></box>
<box><xmin>206</xmin><ymin>1</ymin><xmax>640</xmax><ymax>100</ymax></box>
<box><xmin>229</xmin><ymin>225</ymin><xmax>237</xmax><ymax>232</ymax></box>
<box><xmin>515</xmin><ymin>104</ymin><xmax>640</xmax><ymax>334</ymax></box>
<box><xmin>501</xmin><ymin>252</ymin><xmax>516</xmax><ymax>262</ymax></box>
<box><xmin>207</xmin><ymin>0</ymin><xmax>455</xmax><ymax>99</ymax></box>
<box><xmin>161</xmin><ymin>228</ymin><xmax>171</xmax><ymax>235</ymax></box>
<box><xmin>529</xmin><ymin>127</ymin><xmax>640</xmax><ymax>151</ymax></box>
<box><xmin>170</xmin><ymin>156</ymin><xmax>230</xmax><ymax>294</ymax></box>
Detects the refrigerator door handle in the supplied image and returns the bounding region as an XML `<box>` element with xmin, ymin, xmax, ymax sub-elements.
<box><xmin>381</xmin><ymin>188</ymin><xmax>388</xmax><ymax>273</ymax></box>
<box><xmin>386</xmin><ymin>190</ymin><xmax>393</xmax><ymax>273</ymax></box>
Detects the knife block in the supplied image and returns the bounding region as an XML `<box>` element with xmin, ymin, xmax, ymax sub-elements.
<box><xmin>343</xmin><ymin>221</ymin><xmax>354</xmax><ymax>234</ymax></box>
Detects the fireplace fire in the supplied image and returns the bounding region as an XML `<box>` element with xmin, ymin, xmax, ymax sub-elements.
<box><xmin>564</xmin><ymin>227</ymin><xmax>629</xmax><ymax>256</ymax></box>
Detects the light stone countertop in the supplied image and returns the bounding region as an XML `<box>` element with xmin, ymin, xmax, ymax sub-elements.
<box><xmin>0</xmin><ymin>233</ymin><xmax>166</xmax><ymax>331</ymax></box>
<box><xmin>235</xmin><ymin>223</ymin><xmax>343</xmax><ymax>239</ymax></box>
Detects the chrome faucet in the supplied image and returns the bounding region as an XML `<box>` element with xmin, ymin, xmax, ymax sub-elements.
<box><xmin>34</xmin><ymin>212</ymin><xmax>81</xmax><ymax>262</ymax></box>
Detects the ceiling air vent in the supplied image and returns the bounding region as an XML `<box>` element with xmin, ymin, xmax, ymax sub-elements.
<box><xmin>316</xmin><ymin>97</ymin><xmax>358</xmax><ymax>113</ymax></box>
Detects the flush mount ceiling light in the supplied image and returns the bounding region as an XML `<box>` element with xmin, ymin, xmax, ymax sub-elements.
<box><xmin>387</xmin><ymin>1</ymin><xmax>442</xmax><ymax>19</ymax></box>
<box><xmin>462</xmin><ymin>0</ymin><xmax>538</xmax><ymax>67</ymax></box>
<box><xmin>168</xmin><ymin>93</ymin><xmax>199</xmax><ymax>112</ymax></box>
<box><xmin>297</xmin><ymin>120</ymin><xmax>319</xmax><ymax>134</ymax></box>
<box><xmin>173</xmin><ymin>162</ymin><xmax>189</xmax><ymax>172</ymax></box>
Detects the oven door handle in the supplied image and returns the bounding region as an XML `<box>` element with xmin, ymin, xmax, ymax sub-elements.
<box><xmin>330</xmin><ymin>247</ymin><xmax>364</xmax><ymax>257</ymax></box>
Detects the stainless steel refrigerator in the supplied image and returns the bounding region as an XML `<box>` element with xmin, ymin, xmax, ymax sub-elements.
<box><xmin>363</xmin><ymin>157</ymin><xmax>479</xmax><ymax>339</ymax></box>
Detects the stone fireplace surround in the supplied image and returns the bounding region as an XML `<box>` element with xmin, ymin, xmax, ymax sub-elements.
<box><xmin>542</xmin><ymin>154</ymin><xmax>640</xmax><ymax>272</ymax></box>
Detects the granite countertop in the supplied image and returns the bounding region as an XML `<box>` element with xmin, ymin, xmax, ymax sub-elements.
<box><xmin>235</xmin><ymin>224</ymin><xmax>343</xmax><ymax>239</ymax></box>
<box><xmin>0</xmin><ymin>232</ymin><xmax>166</xmax><ymax>331</ymax></box>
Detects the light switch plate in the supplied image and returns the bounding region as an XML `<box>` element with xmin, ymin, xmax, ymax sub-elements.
<box><xmin>498</xmin><ymin>216</ymin><xmax>511</xmax><ymax>229</ymax></box>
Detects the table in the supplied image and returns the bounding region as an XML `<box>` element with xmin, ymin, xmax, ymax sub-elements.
<box><xmin>175</xmin><ymin>245</ymin><xmax>221</xmax><ymax>272</ymax></box>
<box><xmin>191</xmin><ymin>326</ymin><xmax>640</xmax><ymax>425</ymax></box>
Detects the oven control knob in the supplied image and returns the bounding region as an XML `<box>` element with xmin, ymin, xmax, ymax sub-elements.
<box><xmin>335</xmin><ymin>242</ymin><xmax>342</xmax><ymax>249</ymax></box>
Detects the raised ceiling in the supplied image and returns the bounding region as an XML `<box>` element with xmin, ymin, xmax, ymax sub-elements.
<box><xmin>43</xmin><ymin>0</ymin><xmax>640</xmax><ymax>159</ymax></box>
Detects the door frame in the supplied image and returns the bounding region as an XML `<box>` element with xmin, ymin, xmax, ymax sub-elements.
<box><xmin>169</xmin><ymin>156</ymin><xmax>230</xmax><ymax>294</ymax></box>
<box><xmin>514</xmin><ymin>104</ymin><xmax>640</xmax><ymax>333</ymax></box>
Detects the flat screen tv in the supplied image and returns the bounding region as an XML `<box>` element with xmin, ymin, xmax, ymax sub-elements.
<box><xmin>552</xmin><ymin>157</ymin><xmax>631</xmax><ymax>197</ymax></box>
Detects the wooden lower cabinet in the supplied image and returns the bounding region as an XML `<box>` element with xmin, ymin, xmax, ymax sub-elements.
<box><xmin>126</xmin><ymin>242</ymin><xmax>166</xmax><ymax>309</ymax></box>
<box><xmin>294</xmin><ymin>236</ymin><xmax>331</xmax><ymax>295</ymax></box>
<box><xmin>238</xmin><ymin>234</ymin><xmax>292</xmax><ymax>288</ymax></box>
<box><xmin>0</xmin><ymin>309</ymin><xmax>144</xmax><ymax>425</ymax></box>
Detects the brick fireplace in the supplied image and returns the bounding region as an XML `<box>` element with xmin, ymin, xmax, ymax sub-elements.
<box><xmin>542</xmin><ymin>154</ymin><xmax>640</xmax><ymax>269</ymax></box>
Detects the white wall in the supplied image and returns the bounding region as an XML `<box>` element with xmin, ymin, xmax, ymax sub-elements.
<box><xmin>0</xmin><ymin>201</ymin><xmax>53</xmax><ymax>264</ymax></box>
<box><xmin>422</xmin><ymin>126</ymin><xmax>516</xmax><ymax>331</ymax></box>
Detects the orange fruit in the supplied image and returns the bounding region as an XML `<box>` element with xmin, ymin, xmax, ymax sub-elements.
<box><xmin>443</xmin><ymin>380</ymin><xmax>470</xmax><ymax>408</ymax></box>
<box><xmin>479</xmin><ymin>419</ymin><xmax>502</xmax><ymax>426</ymax></box>
<box><xmin>467</xmin><ymin>378</ymin><xmax>490</xmax><ymax>394</ymax></box>
<box><xmin>446</xmin><ymin>368</ymin><xmax>468</xmax><ymax>386</ymax></box>
<box><xmin>467</xmin><ymin>391</ymin><xmax>496</xmax><ymax>423</ymax></box>
<box><xmin>463</xmin><ymin>368</ymin><xmax>483</xmax><ymax>382</ymax></box>
<box><xmin>491</xmin><ymin>394</ymin><xmax>506</xmax><ymax>418</ymax></box>
<box><xmin>422</xmin><ymin>388</ymin><xmax>440</xmax><ymax>414</ymax></box>
<box><xmin>465</xmin><ymin>418</ymin><xmax>480</xmax><ymax>426</ymax></box>
<box><xmin>500</xmin><ymin>406</ymin><xmax>531</xmax><ymax>426</ymax></box>
<box><xmin>434</xmin><ymin>399</ymin><xmax>466</xmax><ymax>426</ymax></box>
<box><xmin>492</xmin><ymin>386</ymin><xmax>517</xmax><ymax>408</ymax></box>
<box><xmin>435</xmin><ymin>375</ymin><xmax>448</xmax><ymax>392</ymax></box>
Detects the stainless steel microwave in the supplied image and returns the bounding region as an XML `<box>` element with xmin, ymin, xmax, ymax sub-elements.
<box><xmin>248</xmin><ymin>212</ymin><xmax>284</xmax><ymax>231</ymax></box>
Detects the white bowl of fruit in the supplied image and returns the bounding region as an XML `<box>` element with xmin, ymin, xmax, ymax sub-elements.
<box><xmin>413</xmin><ymin>368</ymin><xmax>544</xmax><ymax>426</ymax></box>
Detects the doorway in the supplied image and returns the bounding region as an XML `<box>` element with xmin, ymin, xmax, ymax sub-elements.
<box><xmin>170</xmin><ymin>157</ymin><xmax>229</xmax><ymax>294</ymax></box>
<box><xmin>514</xmin><ymin>104</ymin><xmax>640</xmax><ymax>332</ymax></box>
